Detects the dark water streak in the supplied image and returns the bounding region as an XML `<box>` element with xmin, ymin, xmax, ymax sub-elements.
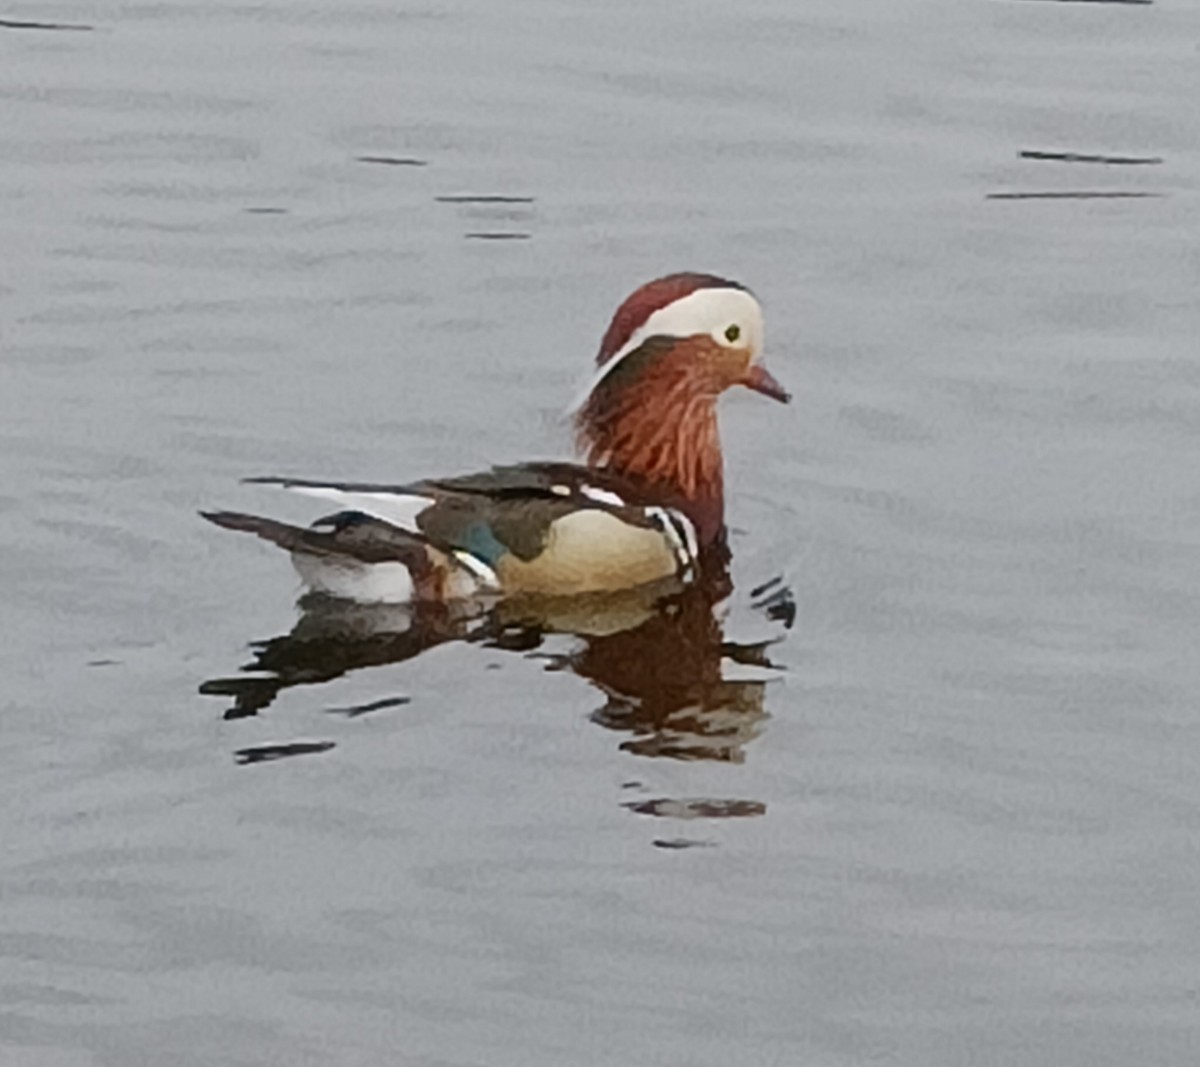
<box><xmin>0</xmin><ymin>17</ymin><xmax>93</xmax><ymax>31</ymax></box>
<box><xmin>987</xmin><ymin>190</ymin><xmax>1162</xmax><ymax>199</ymax></box>
<box><xmin>1020</xmin><ymin>150</ymin><xmax>1163</xmax><ymax>165</ymax></box>
<box><xmin>234</xmin><ymin>740</ymin><xmax>338</xmax><ymax>765</ymax></box>
<box><xmin>356</xmin><ymin>155</ymin><xmax>429</xmax><ymax>166</ymax></box>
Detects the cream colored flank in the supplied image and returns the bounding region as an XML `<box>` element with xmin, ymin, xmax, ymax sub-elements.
<box><xmin>495</xmin><ymin>509</ymin><xmax>679</xmax><ymax>595</ymax></box>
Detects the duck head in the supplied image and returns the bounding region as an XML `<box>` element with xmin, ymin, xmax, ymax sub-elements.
<box><xmin>573</xmin><ymin>272</ymin><xmax>789</xmax><ymax>548</ymax></box>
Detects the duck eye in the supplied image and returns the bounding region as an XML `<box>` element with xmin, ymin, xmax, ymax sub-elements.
<box><xmin>724</xmin><ymin>324</ymin><xmax>741</xmax><ymax>343</ymax></box>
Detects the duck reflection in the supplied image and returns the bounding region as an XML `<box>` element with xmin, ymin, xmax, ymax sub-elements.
<box><xmin>201</xmin><ymin>567</ymin><xmax>793</xmax><ymax>767</ymax></box>
<box><xmin>556</xmin><ymin>578</ymin><xmax>786</xmax><ymax>762</ymax></box>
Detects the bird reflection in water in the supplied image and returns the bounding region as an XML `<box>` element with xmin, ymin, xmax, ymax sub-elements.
<box><xmin>555</xmin><ymin>575</ymin><xmax>791</xmax><ymax>763</ymax></box>
<box><xmin>201</xmin><ymin>563</ymin><xmax>793</xmax><ymax>784</ymax></box>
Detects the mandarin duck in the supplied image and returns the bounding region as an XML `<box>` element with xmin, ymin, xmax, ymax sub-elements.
<box><xmin>202</xmin><ymin>272</ymin><xmax>789</xmax><ymax>603</ymax></box>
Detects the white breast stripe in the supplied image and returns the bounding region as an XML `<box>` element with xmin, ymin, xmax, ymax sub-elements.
<box><xmin>670</xmin><ymin>509</ymin><xmax>699</xmax><ymax>564</ymax></box>
<box><xmin>644</xmin><ymin>506</ymin><xmax>698</xmax><ymax>578</ymax></box>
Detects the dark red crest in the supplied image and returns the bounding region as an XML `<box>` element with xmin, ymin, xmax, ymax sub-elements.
<box><xmin>595</xmin><ymin>272</ymin><xmax>745</xmax><ymax>367</ymax></box>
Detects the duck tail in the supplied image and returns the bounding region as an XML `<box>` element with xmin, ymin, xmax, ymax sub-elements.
<box><xmin>200</xmin><ymin>510</ymin><xmax>312</xmax><ymax>553</ymax></box>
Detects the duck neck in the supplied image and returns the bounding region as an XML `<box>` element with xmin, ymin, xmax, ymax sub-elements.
<box><xmin>579</xmin><ymin>383</ymin><xmax>726</xmax><ymax>547</ymax></box>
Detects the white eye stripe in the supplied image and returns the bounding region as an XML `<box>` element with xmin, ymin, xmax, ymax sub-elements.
<box><xmin>567</xmin><ymin>286</ymin><xmax>764</xmax><ymax>414</ymax></box>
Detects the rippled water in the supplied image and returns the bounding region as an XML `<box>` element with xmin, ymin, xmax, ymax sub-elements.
<box><xmin>3</xmin><ymin>1</ymin><xmax>1199</xmax><ymax>1064</ymax></box>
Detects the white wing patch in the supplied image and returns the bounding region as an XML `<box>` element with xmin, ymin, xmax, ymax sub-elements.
<box><xmin>451</xmin><ymin>550</ymin><xmax>501</xmax><ymax>591</ymax></box>
<box><xmin>275</xmin><ymin>484</ymin><xmax>434</xmax><ymax>533</ymax></box>
<box><xmin>580</xmin><ymin>485</ymin><xmax>627</xmax><ymax>508</ymax></box>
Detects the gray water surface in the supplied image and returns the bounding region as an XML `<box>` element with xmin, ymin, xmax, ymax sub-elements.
<box><xmin>3</xmin><ymin>1</ymin><xmax>1199</xmax><ymax>1064</ymax></box>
